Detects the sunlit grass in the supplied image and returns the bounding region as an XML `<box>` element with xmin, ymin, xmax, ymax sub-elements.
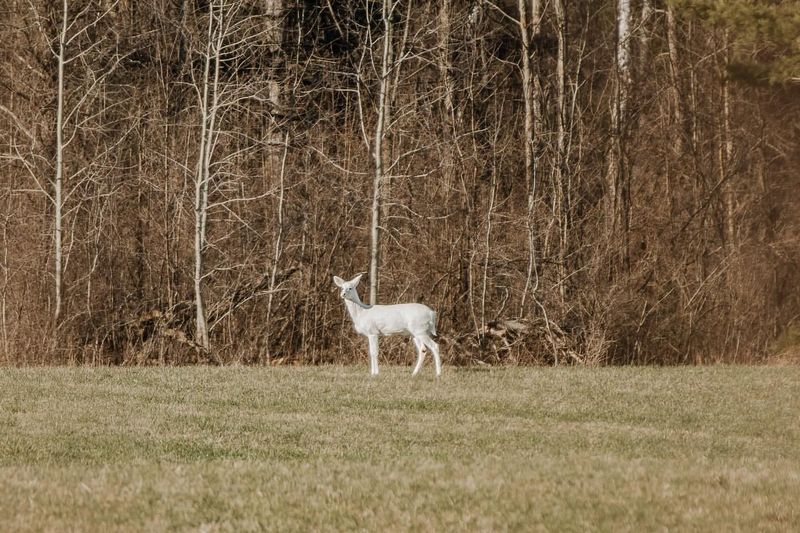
<box><xmin>1</xmin><ymin>365</ymin><xmax>798</xmax><ymax>531</ymax></box>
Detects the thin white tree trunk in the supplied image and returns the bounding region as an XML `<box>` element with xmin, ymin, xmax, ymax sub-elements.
<box><xmin>194</xmin><ymin>2</ymin><xmax>216</xmax><ymax>351</ymax></box>
<box><xmin>687</xmin><ymin>21</ymin><xmax>698</xmax><ymax>151</ymax></box>
<box><xmin>1</xmin><ymin>220</ymin><xmax>8</xmax><ymax>357</ymax></box>
<box><xmin>54</xmin><ymin>0</ymin><xmax>67</xmax><ymax>325</ymax></box>
<box><xmin>481</xmin><ymin>169</ymin><xmax>497</xmax><ymax>329</ymax></box>
<box><xmin>554</xmin><ymin>0</ymin><xmax>567</xmax><ymax>300</ymax></box>
<box><xmin>615</xmin><ymin>0</ymin><xmax>632</xmax><ymax>121</ymax></box>
<box><xmin>265</xmin><ymin>130</ymin><xmax>290</xmax><ymax>361</ymax></box>
<box><xmin>519</xmin><ymin>0</ymin><xmax>542</xmax><ymax>315</ymax></box>
<box><xmin>369</xmin><ymin>0</ymin><xmax>393</xmax><ymax>305</ymax></box>
<box><xmin>720</xmin><ymin>29</ymin><xmax>735</xmax><ymax>255</ymax></box>
<box><xmin>262</xmin><ymin>0</ymin><xmax>285</xmax><ymax>361</ymax></box>
<box><xmin>606</xmin><ymin>0</ymin><xmax>632</xmax><ymax>264</ymax></box>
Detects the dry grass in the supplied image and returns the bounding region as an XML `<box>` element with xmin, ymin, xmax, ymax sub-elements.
<box><xmin>1</xmin><ymin>365</ymin><xmax>798</xmax><ymax>531</ymax></box>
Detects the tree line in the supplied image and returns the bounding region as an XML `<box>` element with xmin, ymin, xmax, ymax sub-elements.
<box><xmin>1</xmin><ymin>0</ymin><xmax>799</xmax><ymax>365</ymax></box>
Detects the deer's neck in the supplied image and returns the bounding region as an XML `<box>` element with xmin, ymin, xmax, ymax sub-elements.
<box><xmin>343</xmin><ymin>293</ymin><xmax>372</xmax><ymax>325</ymax></box>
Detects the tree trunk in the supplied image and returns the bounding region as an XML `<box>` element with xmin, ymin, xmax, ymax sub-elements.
<box><xmin>1</xmin><ymin>218</ymin><xmax>8</xmax><ymax>357</ymax></box>
<box><xmin>606</xmin><ymin>0</ymin><xmax>632</xmax><ymax>269</ymax></box>
<box><xmin>637</xmin><ymin>0</ymin><xmax>652</xmax><ymax>76</ymax></box>
<box><xmin>437</xmin><ymin>0</ymin><xmax>455</xmax><ymax>187</ymax></box>
<box><xmin>666</xmin><ymin>4</ymin><xmax>685</xmax><ymax>156</ymax></box>
<box><xmin>554</xmin><ymin>0</ymin><xmax>567</xmax><ymax>300</ymax></box>
<box><xmin>54</xmin><ymin>0</ymin><xmax>67</xmax><ymax>325</ymax></box>
<box><xmin>719</xmin><ymin>29</ymin><xmax>735</xmax><ymax>255</ymax></box>
<box><xmin>193</xmin><ymin>2</ymin><xmax>219</xmax><ymax>352</ymax></box>
<box><xmin>369</xmin><ymin>0</ymin><xmax>394</xmax><ymax>305</ymax></box>
<box><xmin>481</xmin><ymin>166</ymin><xmax>497</xmax><ymax>329</ymax></box>
<box><xmin>265</xmin><ymin>130</ymin><xmax>290</xmax><ymax>361</ymax></box>
<box><xmin>438</xmin><ymin>0</ymin><xmax>454</xmax><ymax>125</ymax></box>
<box><xmin>519</xmin><ymin>0</ymin><xmax>543</xmax><ymax>315</ymax></box>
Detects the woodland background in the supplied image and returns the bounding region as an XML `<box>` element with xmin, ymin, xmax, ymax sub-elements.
<box><xmin>1</xmin><ymin>0</ymin><xmax>799</xmax><ymax>365</ymax></box>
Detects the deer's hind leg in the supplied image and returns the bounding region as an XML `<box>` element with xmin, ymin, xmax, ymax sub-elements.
<box><xmin>419</xmin><ymin>335</ymin><xmax>442</xmax><ymax>376</ymax></box>
<box><xmin>412</xmin><ymin>337</ymin><xmax>426</xmax><ymax>376</ymax></box>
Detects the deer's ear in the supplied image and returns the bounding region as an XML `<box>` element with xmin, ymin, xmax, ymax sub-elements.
<box><xmin>333</xmin><ymin>276</ymin><xmax>345</xmax><ymax>287</ymax></box>
<box><xmin>351</xmin><ymin>273</ymin><xmax>363</xmax><ymax>286</ymax></box>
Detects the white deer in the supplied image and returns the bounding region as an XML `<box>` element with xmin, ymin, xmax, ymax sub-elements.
<box><xmin>333</xmin><ymin>274</ymin><xmax>442</xmax><ymax>376</ymax></box>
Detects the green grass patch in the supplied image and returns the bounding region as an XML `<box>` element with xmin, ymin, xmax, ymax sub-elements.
<box><xmin>0</xmin><ymin>365</ymin><xmax>798</xmax><ymax>531</ymax></box>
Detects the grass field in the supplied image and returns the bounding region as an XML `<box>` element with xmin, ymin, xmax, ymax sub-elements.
<box><xmin>0</xmin><ymin>365</ymin><xmax>798</xmax><ymax>531</ymax></box>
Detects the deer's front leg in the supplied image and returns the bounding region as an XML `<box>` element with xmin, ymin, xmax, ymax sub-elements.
<box><xmin>367</xmin><ymin>335</ymin><xmax>379</xmax><ymax>375</ymax></box>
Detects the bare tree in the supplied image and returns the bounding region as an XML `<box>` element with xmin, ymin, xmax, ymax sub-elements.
<box><xmin>188</xmin><ymin>0</ymin><xmax>287</xmax><ymax>353</ymax></box>
<box><xmin>264</xmin><ymin>130</ymin><xmax>290</xmax><ymax>361</ymax></box>
<box><xmin>1</xmin><ymin>0</ymin><xmax>122</xmax><ymax>335</ymax></box>
<box><xmin>191</xmin><ymin>0</ymin><xmax>225</xmax><ymax>351</ymax></box>
<box><xmin>718</xmin><ymin>29</ymin><xmax>736</xmax><ymax>255</ymax></box>
<box><xmin>53</xmin><ymin>0</ymin><xmax>68</xmax><ymax>324</ymax></box>
<box><xmin>606</xmin><ymin>0</ymin><xmax>633</xmax><ymax>268</ymax></box>
<box><xmin>553</xmin><ymin>0</ymin><xmax>568</xmax><ymax>300</ymax></box>
<box><xmin>516</xmin><ymin>0</ymin><xmax>544</xmax><ymax>314</ymax></box>
<box><xmin>367</xmin><ymin>0</ymin><xmax>395</xmax><ymax>305</ymax></box>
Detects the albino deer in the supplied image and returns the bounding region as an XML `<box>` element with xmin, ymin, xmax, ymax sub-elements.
<box><xmin>333</xmin><ymin>274</ymin><xmax>442</xmax><ymax>376</ymax></box>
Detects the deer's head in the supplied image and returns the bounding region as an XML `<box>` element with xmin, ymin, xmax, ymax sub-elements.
<box><xmin>333</xmin><ymin>274</ymin><xmax>363</xmax><ymax>303</ymax></box>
